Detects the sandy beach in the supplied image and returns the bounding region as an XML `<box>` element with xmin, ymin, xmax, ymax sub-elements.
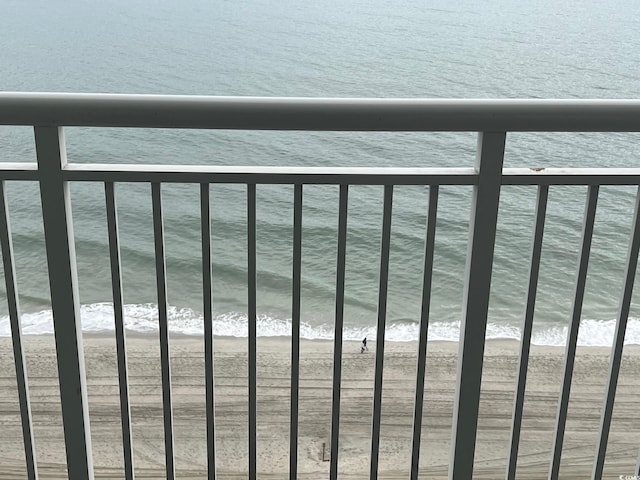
<box><xmin>1</xmin><ymin>335</ymin><xmax>640</xmax><ymax>479</ymax></box>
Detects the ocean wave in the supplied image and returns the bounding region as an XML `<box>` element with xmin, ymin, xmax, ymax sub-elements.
<box><xmin>0</xmin><ymin>302</ymin><xmax>639</xmax><ymax>346</ymax></box>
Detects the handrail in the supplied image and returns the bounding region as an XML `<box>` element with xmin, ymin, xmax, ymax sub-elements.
<box><xmin>1</xmin><ymin>92</ymin><xmax>640</xmax><ymax>131</ymax></box>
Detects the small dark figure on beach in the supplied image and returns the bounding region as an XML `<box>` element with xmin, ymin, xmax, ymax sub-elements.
<box><xmin>361</xmin><ymin>337</ymin><xmax>368</xmax><ymax>353</ymax></box>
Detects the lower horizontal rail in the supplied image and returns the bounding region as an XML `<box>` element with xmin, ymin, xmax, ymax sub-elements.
<box><xmin>61</xmin><ymin>165</ymin><xmax>477</xmax><ymax>184</ymax></box>
<box><xmin>3</xmin><ymin>163</ymin><xmax>640</xmax><ymax>185</ymax></box>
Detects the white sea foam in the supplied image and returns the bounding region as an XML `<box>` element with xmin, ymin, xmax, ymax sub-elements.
<box><xmin>1</xmin><ymin>303</ymin><xmax>639</xmax><ymax>346</ymax></box>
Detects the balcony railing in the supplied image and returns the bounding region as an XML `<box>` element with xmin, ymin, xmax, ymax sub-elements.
<box><xmin>1</xmin><ymin>93</ymin><xmax>640</xmax><ymax>480</ymax></box>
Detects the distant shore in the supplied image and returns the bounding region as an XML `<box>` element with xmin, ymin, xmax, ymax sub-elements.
<box><xmin>1</xmin><ymin>335</ymin><xmax>639</xmax><ymax>479</ymax></box>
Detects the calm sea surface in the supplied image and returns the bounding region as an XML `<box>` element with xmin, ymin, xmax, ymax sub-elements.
<box><xmin>1</xmin><ymin>0</ymin><xmax>640</xmax><ymax>344</ymax></box>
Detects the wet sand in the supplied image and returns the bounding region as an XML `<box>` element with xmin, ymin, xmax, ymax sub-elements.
<box><xmin>1</xmin><ymin>335</ymin><xmax>639</xmax><ymax>479</ymax></box>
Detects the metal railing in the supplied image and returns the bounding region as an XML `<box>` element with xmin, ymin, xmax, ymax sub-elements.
<box><xmin>2</xmin><ymin>93</ymin><xmax>640</xmax><ymax>480</ymax></box>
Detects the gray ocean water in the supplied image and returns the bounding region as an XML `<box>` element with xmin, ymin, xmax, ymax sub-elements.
<box><xmin>1</xmin><ymin>0</ymin><xmax>640</xmax><ymax>344</ymax></box>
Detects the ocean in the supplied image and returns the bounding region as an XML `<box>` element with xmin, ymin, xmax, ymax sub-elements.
<box><xmin>1</xmin><ymin>0</ymin><xmax>640</xmax><ymax>345</ymax></box>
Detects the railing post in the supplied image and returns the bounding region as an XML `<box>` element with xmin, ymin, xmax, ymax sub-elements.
<box><xmin>35</xmin><ymin>126</ymin><xmax>94</xmax><ymax>479</ymax></box>
<box><xmin>449</xmin><ymin>131</ymin><xmax>506</xmax><ymax>480</ymax></box>
<box><xmin>592</xmin><ymin>187</ymin><xmax>640</xmax><ymax>479</ymax></box>
<box><xmin>0</xmin><ymin>182</ymin><xmax>38</xmax><ymax>480</ymax></box>
<box><xmin>105</xmin><ymin>182</ymin><xmax>135</xmax><ymax>480</ymax></box>
<box><xmin>247</xmin><ymin>184</ymin><xmax>257</xmax><ymax>480</ymax></box>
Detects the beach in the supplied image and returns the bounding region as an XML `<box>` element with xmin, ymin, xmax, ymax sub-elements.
<box><xmin>1</xmin><ymin>336</ymin><xmax>639</xmax><ymax>479</ymax></box>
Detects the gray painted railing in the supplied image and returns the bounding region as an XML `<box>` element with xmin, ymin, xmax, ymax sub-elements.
<box><xmin>2</xmin><ymin>93</ymin><xmax>640</xmax><ymax>480</ymax></box>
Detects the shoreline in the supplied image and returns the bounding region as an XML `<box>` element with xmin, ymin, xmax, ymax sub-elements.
<box><xmin>1</xmin><ymin>335</ymin><xmax>639</xmax><ymax>478</ymax></box>
<box><xmin>5</xmin><ymin>304</ymin><xmax>640</xmax><ymax>347</ymax></box>
<box><xmin>6</xmin><ymin>329</ymin><xmax>640</xmax><ymax>349</ymax></box>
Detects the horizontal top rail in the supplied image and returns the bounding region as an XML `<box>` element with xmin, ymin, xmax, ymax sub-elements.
<box><xmin>1</xmin><ymin>93</ymin><xmax>640</xmax><ymax>131</ymax></box>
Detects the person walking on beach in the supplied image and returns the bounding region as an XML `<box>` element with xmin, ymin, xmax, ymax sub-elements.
<box><xmin>361</xmin><ymin>337</ymin><xmax>368</xmax><ymax>353</ymax></box>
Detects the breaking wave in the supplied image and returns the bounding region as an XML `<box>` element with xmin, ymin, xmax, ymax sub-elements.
<box><xmin>1</xmin><ymin>303</ymin><xmax>639</xmax><ymax>346</ymax></box>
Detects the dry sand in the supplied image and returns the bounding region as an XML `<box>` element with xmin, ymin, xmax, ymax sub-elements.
<box><xmin>1</xmin><ymin>335</ymin><xmax>640</xmax><ymax>479</ymax></box>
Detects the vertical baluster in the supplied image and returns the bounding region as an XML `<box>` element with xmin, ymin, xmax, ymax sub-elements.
<box><xmin>507</xmin><ymin>185</ymin><xmax>548</xmax><ymax>480</ymax></box>
<box><xmin>449</xmin><ymin>131</ymin><xmax>506</xmax><ymax>480</ymax></box>
<box><xmin>247</xmin><ymin>184</ymin><xmax>257</xmax><ymax>480</ymax></box>
<box><xmin>410</xmin><ymin>185</ymin><xmax>439</xmax><ymax>480</ymax></box>
<box><xmin>0</xmin><ymin>181</ymin><xmax>38</xmax><ymax>480</ymax></box>
<box><xmin>35</xmin><ymin>126</ymin><xmax>94</xmax><ymax>479</ymax></box>
<box><xmin>549</xmin><ymin>185</ymin><xmax>599</xmax><ymax>480</ymax></box>
<box><xmin>201</xmin><ymin>183</ymin><xmax>216</xmax><ymax>480</ymax></box>
<box><xmin>151</xmin><ymin>183</ymin><xmax>175</xmax><ymax>480</ymax></box>
<box><xmin>329</xmin><ymin>184</ymin><xmax>349</xmax><ymax>480</ymax></box>
<box><xmin>105</xmin><ymin>182</ymin><xmax>135</xmax><ymax>480</ymax></box>
<box><xmin>369</xmin><ymin>185</ymin><xmax>393</xmax><ymax>480</ymax></box>
<box><xmin>289</xmin><ymin>184</ymin><xmax>303</xmax><ymax>480</ymax></box>
<box><xmin>592</xmin><ymin>187</ymin><xmax>640</xmax><ymax>480</ymax></box>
